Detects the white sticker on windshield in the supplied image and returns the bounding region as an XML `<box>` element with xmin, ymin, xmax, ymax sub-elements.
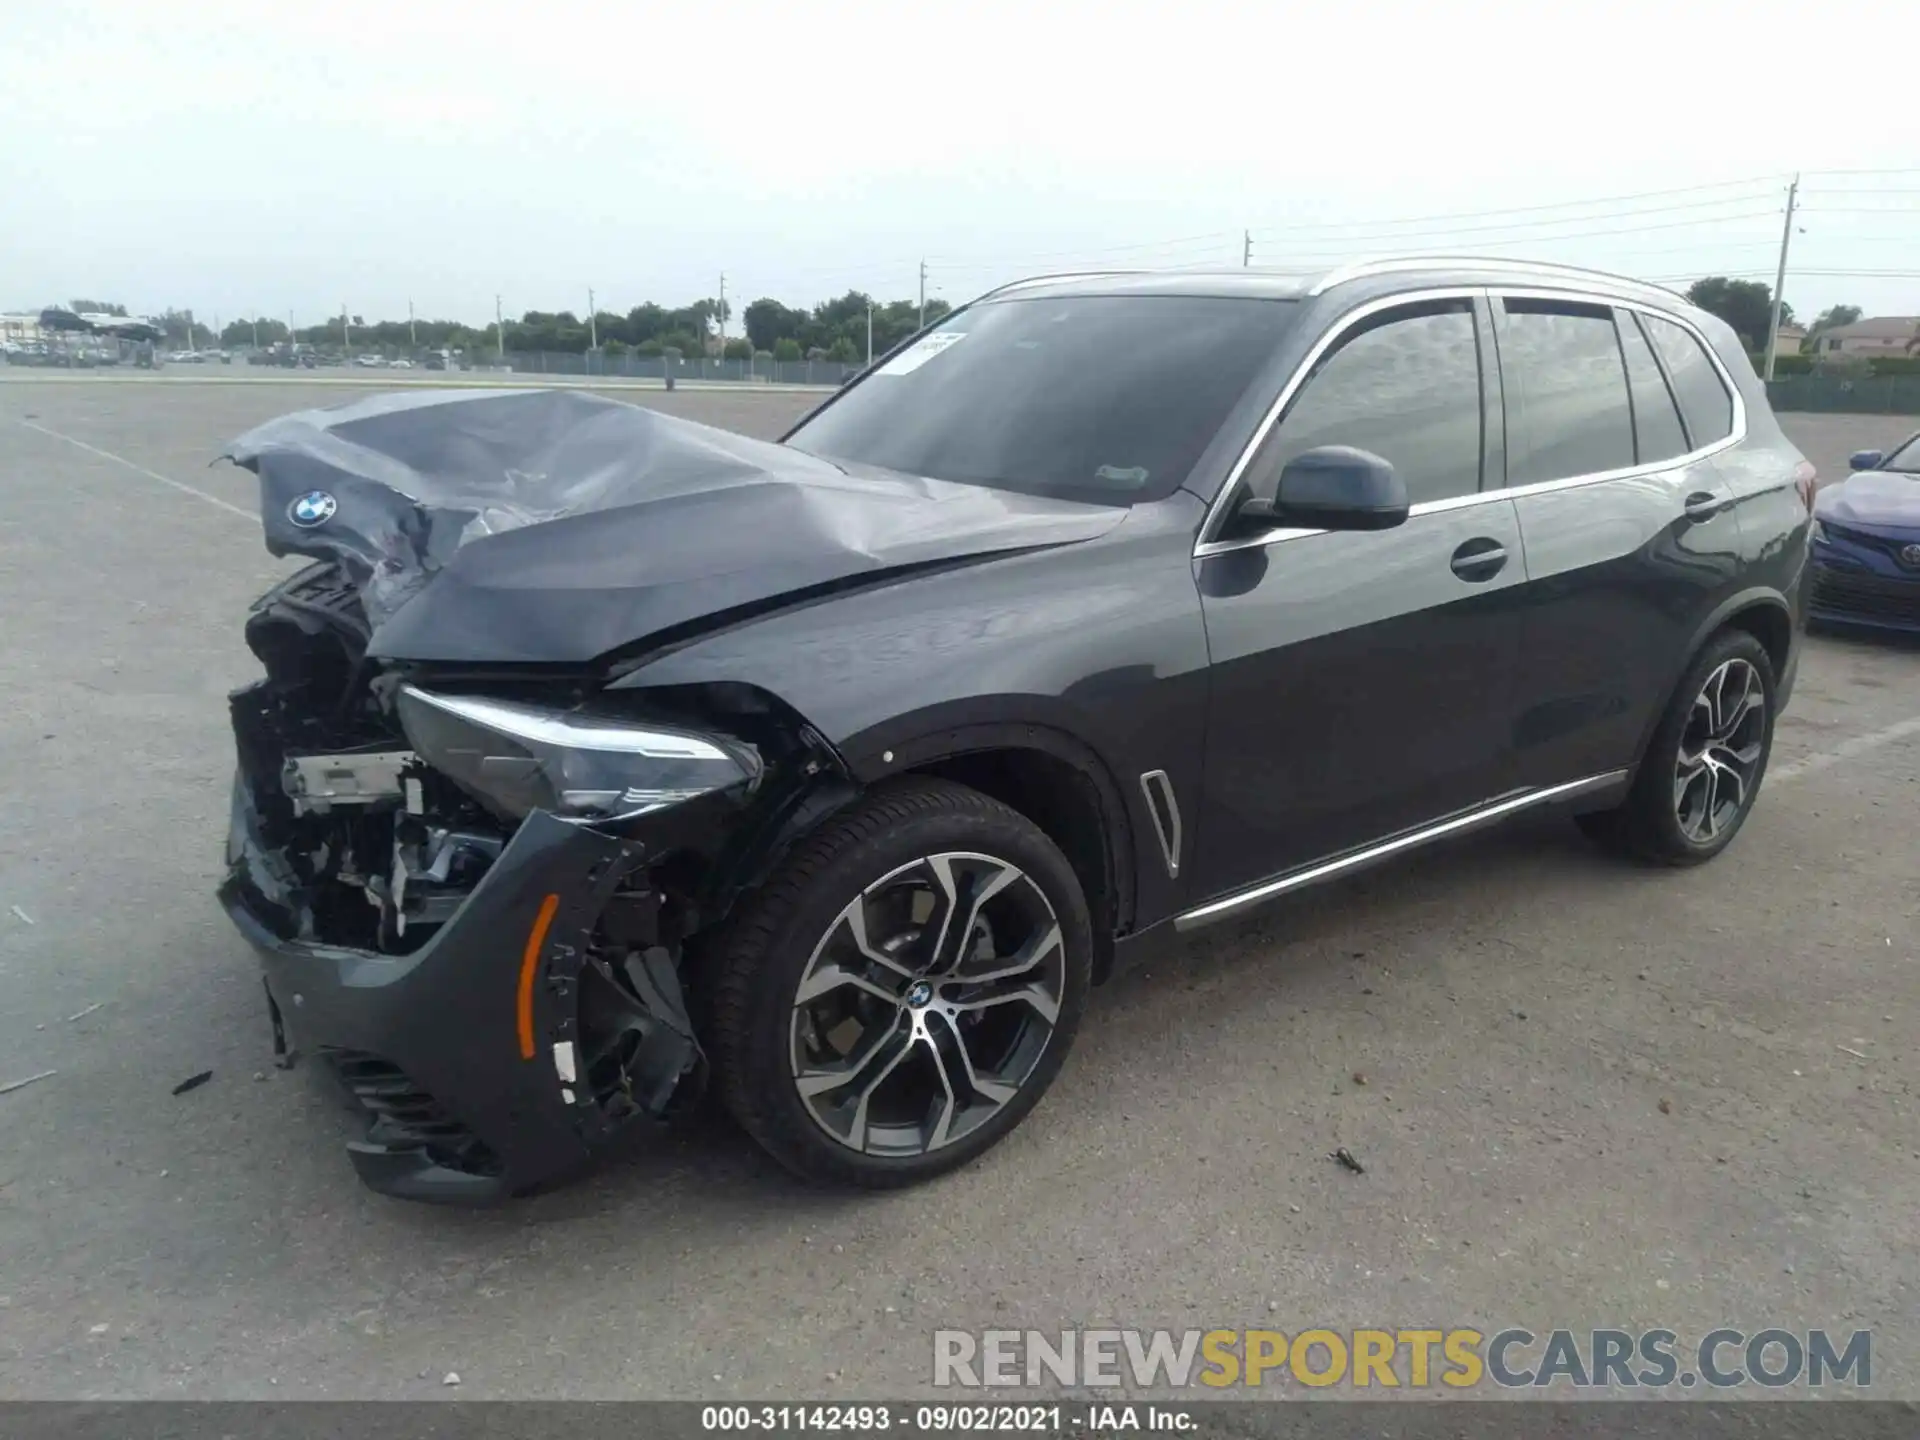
<box><xmin>878</xmin><ymin>331</ymin><xmax>967</xmax><ymax>376</ymax></box>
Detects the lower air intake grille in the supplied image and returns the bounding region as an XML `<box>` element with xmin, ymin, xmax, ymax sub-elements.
<box><xmin>321</xmin><ymin>1048</ymin><xmax>502</xmax><ymax>1176</ymax></box>
<box><xmin>1813</xmin><ymin>568</ymin><xmax>1920</xmax><ymax>624</ymax></box>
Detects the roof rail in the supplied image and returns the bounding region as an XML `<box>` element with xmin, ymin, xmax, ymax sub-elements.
<box><xmin>974</xmin><ymin>269</ymin><xmax>1158</xmax><ymax>302</ymax></box>
<box><xmin>1307</xmin><ymin>255</ymin><xmax>1683</xmax><ymax>299</ymax></box>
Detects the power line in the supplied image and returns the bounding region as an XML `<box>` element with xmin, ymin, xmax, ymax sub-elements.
<box><xmin>1244</xmin><ymin>176</ymin><xmax>1782</xmax><ymax>236</ymax></box>
<box><xmin>1251</xmin><ymin>211</ymin><xmax>1787</xmax><ymax>263</ymax></box>
<box><xmin>1254</xmin><ymin>200</ymin><xmax>1782</xmax><ymax>249</ymax></box>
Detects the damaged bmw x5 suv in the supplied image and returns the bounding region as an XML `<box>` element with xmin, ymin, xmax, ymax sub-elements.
<box><xmin>221</xmin><ymin>259</ymin><xmax>1813</xmax><ymax>1202</ymax></box>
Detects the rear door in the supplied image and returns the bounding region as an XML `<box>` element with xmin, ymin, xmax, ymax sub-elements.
<box><xmin>1495</xmin><ymin>295</ymin><xmax>1746</xmax><ymax>789</ymax></box>
<box><xmin>1189</xmin><ymin>293</ymin><xmax>1527</xmax><ymax>902</ymax></box>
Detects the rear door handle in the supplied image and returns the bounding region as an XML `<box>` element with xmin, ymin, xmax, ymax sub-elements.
<box><xmin>1449</xmin><ymin>537</ymin><xmax>1508</xmax><ymax>582</ymax></box>
<box><xmin>1684</xmin><ymin>490</ymin><xmax>1732</xmax><ymax>521</ymax></box>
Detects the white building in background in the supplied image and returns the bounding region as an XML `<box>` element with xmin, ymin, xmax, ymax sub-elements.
<box><xmin>1814</xmin><ymin>316</ymin><xmax>1920</xmax><ymax>359</ymax></box>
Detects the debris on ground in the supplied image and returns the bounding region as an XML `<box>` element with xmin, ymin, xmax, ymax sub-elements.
<box><xmin>1513</xmin><ymin>1009</ymin><xmax>1529</xmax><ymax>1020</ymax></box>
<box><xmin>67</xmin><ymin>1003</ymin><xmax>104</xmax><ymax>1023</ymax></box>
<box><xmin>8</xmin><ymin>906</ymin><xmax>32</xmax><ymax>926</ymax></box>
<box><xmin>1331</xmin><ymin>1147</ymin><xmax>1366</xmax><ymax>1175</ymax></box>
<box><xmin>1837</xmin><ymin>1045</ymin><xmax>1869</xmax><ymax>1060</ymax></box>
<box><xmin>1658</xmin><ymin>1098</ymin><xmax>1673</xmax><ymax>1115</ymax></box>
<box><xmin>0</xmin><ymin>1070</ymin><xmax>57</xmax><ymax>1097</ymax></box>
<box><xmin>1352</xmin><ymin>1071</ymin><xmax>1368</xmax><ymax>1086</ymax></box>
<box><xmin>442</xmin><ymin>1372</ymin><xmax>461</xmax><ymax>1387</ymax></box>
<box><xmin>170</xmin><ymin>1071</ymin><xmax>213</xmax><ymax>1096</ymax></box>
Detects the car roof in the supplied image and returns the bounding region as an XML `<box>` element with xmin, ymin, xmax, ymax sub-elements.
<box><xmin>985</xmin><ymin>256</ymin><xmax>1687</xmax><ymax>309</ymax></box>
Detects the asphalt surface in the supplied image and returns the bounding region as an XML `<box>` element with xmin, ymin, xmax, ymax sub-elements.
<box><xmin>0</xmin><ymin>380</ymin><xmax>1916</xmax><ymax>1401</ymax></box>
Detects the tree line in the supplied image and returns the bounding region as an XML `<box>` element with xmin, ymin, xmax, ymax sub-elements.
<box><xmin>182</xmin><ymin>291</ymin><xmax>954</xmax><ymax>362</ymax></box>
<box><xmin>66</xmin><ymin>279</ymin><xmax>1889</xmax><ymax>365</ymax></box>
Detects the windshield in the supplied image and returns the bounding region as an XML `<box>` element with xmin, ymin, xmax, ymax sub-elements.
<box><xmin>785</xmin><ymin>294</ymin><xmax>1297</xmax><ymax>504</ymax></box>
<box><xmin>1881</xmin><ymin>433</ymin><xmax>1920</xmax><ymax>473</ymax></box>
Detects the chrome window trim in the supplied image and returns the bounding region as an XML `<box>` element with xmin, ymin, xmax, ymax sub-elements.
<box><xmin>1194</xmin><ymin>285</ymin><xmax>1746</xmax><ymax>560</ymax></box>
<box><xmin>1173</xmin><ymin>770</ymin><xmax>1629</xmax><ymax>930</ymax></box>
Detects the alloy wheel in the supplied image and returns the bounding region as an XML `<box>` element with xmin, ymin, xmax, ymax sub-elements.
<box><xmin>1673</xmin><ymin>658</ymin><xmax>1766</xmax><ymax>844</ymax></box>
<box><xmin>788</xmin><ymin>851</ymin><xmax>1066</xmax><ymax>1157</ymax></box>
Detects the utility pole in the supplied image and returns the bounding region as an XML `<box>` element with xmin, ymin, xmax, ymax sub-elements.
<box><xmin>717</xmin><ymin>272</ymin><xmax>726</xmax><ymax>352</ymax></box>
<box><xmin>865</xmin><ymin>301</ymin><xmax>873</xmax><ymax>368</ymax></box>
<box><xmin>495</xmin><ymin>294</ymin><xmax>505</xmax><ymax>361</ymax></box>
<box><xmin>587</xmin><ymin>288</ymin><xmax>597</xmax><ymax>350</ymax></box>
<box><xmin>342</xmin><ymin>303</ymin><xmax>351</xmax><ymax>353</ymax></box>
<box><xmin>409</xmin><ymin>299</ymin><xmax>416</xmax><ymax>348</ymax></box>
<box><xmin>918</xmin><ymin>259</ymin><xmax>927</xmax><ymax>329</ymax></box>
<box><xmin>251</xmin><ymin>317</ymin><xmax>259</xmax><ymax>349</ymax></box>
<box><xmin>1243</xmin><ymin>230</ymin><xmax>1252</xmax><ymax>267</ymax></box>
<box><xmin>1763</xmin><ymin>173</ymin><xmax>1800</xmax><ymax>383</ymax></box>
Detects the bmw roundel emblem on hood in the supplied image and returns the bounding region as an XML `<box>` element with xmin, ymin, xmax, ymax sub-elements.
<box><xmin>288</xmin><ymin>490</ymin><xmax>337</xmax><ymax>528</ymax></box>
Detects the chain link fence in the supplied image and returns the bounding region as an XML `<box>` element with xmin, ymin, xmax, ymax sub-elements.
<box><xmin>1765</xmin><ymin>375</ymin><xmax>1920</xmax><ymax>416</ymax></box>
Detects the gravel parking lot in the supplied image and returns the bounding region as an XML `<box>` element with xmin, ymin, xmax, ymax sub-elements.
<box><xmin>1</xmin><ymin>378</ymin><xmax>1916</xmax><ymax>1401</ymax></box>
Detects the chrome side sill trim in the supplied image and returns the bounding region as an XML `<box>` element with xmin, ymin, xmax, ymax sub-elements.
<box><xmin>1139</xmin><ymin>770</ymin><xmax>1183</xmax><ymax>878</ymax></box>
<box><xmin>1173</xmin><ymin>770</ymin><xmax>1629</xmax><ymax>931</ymax></box>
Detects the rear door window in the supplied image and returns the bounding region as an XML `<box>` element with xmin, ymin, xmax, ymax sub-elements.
<box><xmin>1497</xmin><ymin>299</ymin><xmax>1636</xmax><ymax>484</ymax></box>
<box><xmin>1642</xmin><ymin>313</ymin><xmax>1735</xmax><ymax>449</ymax></box>
<box><xmin>1617</xmin><ymin>311</ymin><xmax>1690</xmax><ymax>464</ymax></box>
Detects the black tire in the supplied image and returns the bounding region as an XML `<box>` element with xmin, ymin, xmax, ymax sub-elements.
<box><xmin>708</xmin><ymin>778</ymin><xmax>1093</xmax><ymax>1187</ymax></box>
<box><xmin>1576</xmin><ymin>628</ymin><xmax>1776</xmax><ymax>866</ymax></box>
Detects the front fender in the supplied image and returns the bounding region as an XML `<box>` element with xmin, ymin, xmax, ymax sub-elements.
<box><xmin>611</xmin><ymin>501</ymin><xmax>1213</xmax><ymax>931</ymax></box>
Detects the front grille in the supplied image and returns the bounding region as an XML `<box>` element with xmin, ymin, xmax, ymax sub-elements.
<box><xmin>1812</xmin><ymin>566</ymin><xmax>1920</xmax><ymax>624</ymax></box>
<box><xmin>1826</xmin><ymin>524</ymin><xmax>1920</xmax><ymax>572</ymax></box>
<box><xmin>322</xmin><ymin>1048</ymin><xmax>502</xmax><ymax>1175</ymax></box>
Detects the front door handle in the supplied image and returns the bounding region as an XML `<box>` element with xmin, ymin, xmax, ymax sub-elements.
<box><xmin>1684</xmin><ymin>490</ymin><xmax>1731</xmax><ymax>521</ymax></box>
<box><xmin>1450</xmin><ymin>536</ymin><xmax>1508</xmax><ymax>582</ymax></box>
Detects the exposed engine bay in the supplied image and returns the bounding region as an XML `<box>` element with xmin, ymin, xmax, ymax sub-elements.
<box><xmin>223</xmin><ymin>558</ymin><xmax>853</xmax><ymax>1195</ymax></box>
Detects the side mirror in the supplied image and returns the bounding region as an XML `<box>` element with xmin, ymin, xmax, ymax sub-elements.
<box><xmin>1241</xmin><ymin>446</ymin><xmax>1409</xmax><ymax>532</ymax></box>
<box><xmin>1849</xmin><ymin>449</ymin><xmax>1884</xmax><ymax>472</ymax></box>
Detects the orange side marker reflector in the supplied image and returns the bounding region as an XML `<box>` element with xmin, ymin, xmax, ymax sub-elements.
<box><xmin>517</xmin><ymin>893</ymin><xmax>561</xmax><ymax>1060</ymax></box>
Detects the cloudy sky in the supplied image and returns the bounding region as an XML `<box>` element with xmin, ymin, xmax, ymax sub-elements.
<box><xmin>5</xmin><ymin>0</ymin><xmax>1916</xmax><ymax>327</ymax></box>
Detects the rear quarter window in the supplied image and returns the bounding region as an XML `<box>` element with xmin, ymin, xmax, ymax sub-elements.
<box><xmin>1642</xmin><ymin>313</ymin><xmax>1735</xmax><ymax>449</ymax></box>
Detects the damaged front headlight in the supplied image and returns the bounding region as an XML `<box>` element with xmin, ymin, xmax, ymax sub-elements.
<box><xmin>396</xmin><ymin>685</ymin><xmax>760</xmax><ymax>822</ymax></box>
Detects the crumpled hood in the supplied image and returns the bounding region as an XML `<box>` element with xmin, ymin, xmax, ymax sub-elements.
<box><xmin>224</xmin><ymin>388</ymin><xmax>1124</xmax><ymax>664</ymax></box>
<box><xmin>1816</xmin><ymin>470</ymin><xmax>1920</xmax><ymax>533</ymax></box>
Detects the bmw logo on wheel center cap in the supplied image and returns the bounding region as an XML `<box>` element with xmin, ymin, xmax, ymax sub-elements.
<box><xmin>288</xmin><ymin>490</ymin><xmax>337</xmax><ymax>528</ymax></box>
<box><xmin>905</xmin><ymin>980</ymin><xmax>933</xmax><ymax>1008</ymax></box>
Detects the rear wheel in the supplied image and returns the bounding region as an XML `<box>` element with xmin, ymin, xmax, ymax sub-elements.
<box><xmin>1576</xmin><ymin>629</ymin><xmax>1775</xmax><ymax>865</ymax></box>
<box><xmin>709</xmin><ymin>779</ymin><xmax>1092</xmax><ymax>1186</ymax></box>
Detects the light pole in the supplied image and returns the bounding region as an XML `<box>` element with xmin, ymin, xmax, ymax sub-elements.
<box><xmin>409</xmin><ymin>299</ymin><xmax>416</xmax><ymax>349</ymax></box>
<box><xmin>865</xmin><ymin>301</ymin><xmax>873</xmax><ymax>367</ymax></box>
<box><xmin>495</xmin><ymin>294</ymin><xmax>505</xmax><ymax>364</ymax></box>
<box><xmin>587</xmin><ymin>288</ymin><xmax>597</xmax><ymax>350</ymax></box>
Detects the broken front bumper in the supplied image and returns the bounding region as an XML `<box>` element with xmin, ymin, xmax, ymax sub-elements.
<box><xmin>220</xmin><ymin>778</ymin><xmax>700</xmax><ymax>1204</ymax></box>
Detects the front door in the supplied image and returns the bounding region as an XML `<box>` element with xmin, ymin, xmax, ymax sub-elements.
<box><xmin>1190</xmin><ymin>295</ymin><xmax>1527</xmax><ymax>903</ymax></box>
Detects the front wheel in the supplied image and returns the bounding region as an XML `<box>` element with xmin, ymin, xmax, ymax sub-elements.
<box><xmin>708</xmin><ymin>779</ymin><xmax>1093</xmax><ymax>1186</ymax></box>
<box><xmin>1576</xmin><ymin>629</ymin><xmax>1776</xmax><ymax>865</ymax></box>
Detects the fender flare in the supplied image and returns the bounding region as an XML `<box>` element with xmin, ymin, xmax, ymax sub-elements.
<box><xmin>844</xmin><ymin>714</ymin><xmax>1141</xmax><ymax>941</ymax></box>
<box><xmin>1629</xmin><ymin>586</ymin><xmax>1794</xmax><ymax>776</ymax></box>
